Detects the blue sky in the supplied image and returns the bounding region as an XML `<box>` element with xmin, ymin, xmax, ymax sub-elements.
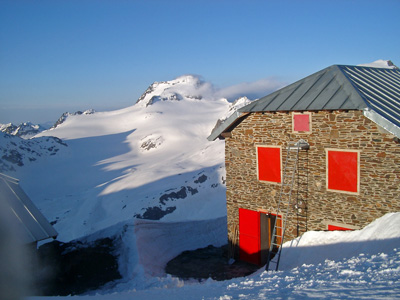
<box><xmin>1</xmin><ymin>0</ymin><xmax>399</xmax><ymax>124</ymax></box>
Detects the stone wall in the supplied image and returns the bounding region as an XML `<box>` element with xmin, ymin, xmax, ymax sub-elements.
<box><xmin>225</xmin><ymin>110</ymin><xmax>400</xmax><ymax>248</ymax></box>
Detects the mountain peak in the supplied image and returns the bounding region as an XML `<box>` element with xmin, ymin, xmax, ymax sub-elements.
<box><xmin>0</xmin><ymin>122</ymin><xmax>48</xmax><ymax>139</ymax></box>
<box><xmin>169</xmin><ymin>74</ymin><xmax>202</xmax><ymax>85</ymax></box>
<box><xmin>51</xmin><ymin>109</ymin><xmax>96</xmax><ymax>129</ymax></box>
<box><xmin>221</xmin><ymin>96</ymin><xmax>252</xmax><ymax>121</ymax></box>
<box><xmin>135</xmin><ymin>75</ymin><xmax>210</xmax><ymax>107</ymax></box>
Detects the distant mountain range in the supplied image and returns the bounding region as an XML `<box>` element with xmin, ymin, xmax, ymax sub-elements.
<box><xmin>2</xmin><ymin>61</ymin><xmax>399</xmax><ymax>296</ymax></box>
<box><xmin>0</xmin><ymin>132</ymin><xmax>67</xmax><ymax>172</ymax></box>
<box><xmin>0</xmin><ymin>60</ymin><xmax>396</xmax><ymax>242</ymax></box>
<box><xmin>0</xmin><ymin>122</ymin><xmax>49</xmax><ymax>139</ymax></box>
<box><xmin>0</xmin><ymin>74</ymin><xmax>244</xmax><ymax>242</ymax></box>
<box><xmin>0</xmin><ymin>109</ymin><xmax>96</xmax><ymax>139</ymax></box>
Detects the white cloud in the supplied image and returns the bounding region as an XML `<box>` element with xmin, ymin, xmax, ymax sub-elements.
<box><xmin>215</xmin><ymin>77</ymin><xmax>286</xmax><ymax>101</ymax></box>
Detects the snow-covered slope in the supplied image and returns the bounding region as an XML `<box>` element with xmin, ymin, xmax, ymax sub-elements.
<box><xmin>27</xmin><ymin>213</ymin><xmax>400</xmax><ymax>300</ymax></box>
<box><xmin>219</xmin><ymin>96</ymin><xmax>251</xmax><ymax>121</ymax></box>
<box><xmin>8</xmin><ymin>75</ymin><xmax>230</xmax><ymax>241</ymax></box>
<box><xmin>51</xmin><ymin>109</ymin><xmax>95</xmax><ymax>129</ymax></box>
<box><xmin>0</xmin><ymin>132</ymin><xmax>67</xmax><ymax>172</ymax></box>
<box><xmin>135</xmin><ymin>75</ymin><xmax>214</xmax><ymax>107</ymax></box>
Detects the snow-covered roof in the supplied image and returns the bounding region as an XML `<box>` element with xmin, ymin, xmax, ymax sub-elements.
<box><xmin>0</xmin><ymin>173</ymin><xmax>57</xmax><ymax>243</ymax></box>
<box><xmin>208</xmin><ymin>64</ymin><xmax>400</xmax><ymax>140</ymax></box>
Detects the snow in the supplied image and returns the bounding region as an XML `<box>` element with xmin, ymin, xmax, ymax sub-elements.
<box><xmin>279</xmin><ymin>213</ymin><xmax>400</xmax><ymax>270</ymax></box>
<box><xmin>15</xmin><ymin>76</ymin><xmax>229</xmax><ymax>241</ymax></box>
<box><xmin>357</xmin><ymin>59</ymin><xmax>398</xmax><ymax>69</ymax></box>
<box><xmin>2</xmin><ymin>72</ymin><xmax>398</xmax><ymax>299</ymax></box>
<box><xmin>27</xmin><ymin>213</ymin><xmax>400</xmax><ymax>300</ymax></box>
<box><xmin>134</xmin><ymin>217</ymin><xmax>227</xmax><ymax>277</ymax></box>
<box><xmin>219</xmin><ymin>96</ymin><xmax>252</xmax><ymax>121</ymax></box>
<box><xmin>0</xmin><ymin>122</ymin><xmax>48</xmax><ymax>139</ymax></box>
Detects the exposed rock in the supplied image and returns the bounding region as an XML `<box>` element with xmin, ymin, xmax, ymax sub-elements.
<box><xmin>33</xmin><ymin>237</ymin><xmax>121</xmax><ymax>296</ymax></box>
<box><xmin>159</xmin><ymin>186</ymin><xmax>188</xmax><ymax>205</ymax></box>
<box><xmin>134</xmin><ymin>206</ymin><xmax>176</xmax><ymax>220</ymax></box>
<box><xmin>2</xmin><ymin>149</ymin><xmax>23</xmax><ymax>166</ymax></box>
<box><xmin>158</xmin><ymin>186</ymin><xmax>199</xmax><ymax>205</ymax></box>
<box><xmin>135</xmin><ymin>75</ymin><xmax>210</xmax><ymax>107</ymax></box>
<box><xmin>165</xmin><ymin>244</ymin><xmax>259</xmax><ymax>281</ymax></box>
<box><xmin>140</xmin><ymin>135</ymin><xmax>164</xmax><ymax>151</ymax></box>
<box><xmin>52</xmin><ymin>110</ymin><xmax>95</xmax><ymax>129</ymax></box>
<box><xmin>0</xmin><ymin>122</ymin><xmax>48</xmax><ymax>139</ymax></box>
<box><xmin>194</xmin><ymin>174</ymin><xmax>208</xmax><ymax>184</ymax></box>
<box><xmin>0</xmin><ymin>132</ymin><xmax>67</xmax><ymax>172</ymax></box>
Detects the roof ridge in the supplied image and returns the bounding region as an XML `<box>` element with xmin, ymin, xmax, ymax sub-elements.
<box><xmin>336</xmin><ymin>65</ymin><xmax>372</xmax><ymax>110</ymax></box>
<box><xmin>208</xmin><ymin>64</ymin><xmax>400</xmax><ymax>140</ymax></box>
<box><xmin>336</xmin><ymin>64</ymin><xmax>400</xmax><ymax>71</ymax></box>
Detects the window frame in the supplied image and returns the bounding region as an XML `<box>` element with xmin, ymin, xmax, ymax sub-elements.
<box><xmin>325</xmin><ymin>148</ymin><xmax>361</xmax><ymax>195</ymax></box>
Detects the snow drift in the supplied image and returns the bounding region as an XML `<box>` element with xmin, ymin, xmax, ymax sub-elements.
<box><xmin>27</xmin><ymin>212</ymin><xmax>400</xmax><ymax>300</ymax></box>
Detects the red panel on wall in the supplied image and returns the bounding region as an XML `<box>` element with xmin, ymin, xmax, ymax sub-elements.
<box><xmin>293</xmin><ymin>114</ymin><xmax>310</xmax><ymax>131</ymax></box>
<box><xmin>257</xmin><ymin>146</ymin><xmax>281</xmax><ymax>183</ymax></box>
<box><xmin>327</xmin><ymin>150</ymin><xmax>359</xmax><ymax>193</ymax></box>
<box><xmin>239</xmin><ymin>208</ymin><xmax>261</xmax><ymax>265</ymax></box>
<box><xmin>328</xmin><ymin>224</ymin><xmax>352</xmax><ymax>231</ymax></box>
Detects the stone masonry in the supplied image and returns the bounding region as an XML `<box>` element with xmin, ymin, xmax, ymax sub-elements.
<box><xmin>225</xmin><ymin>110</ymin><xmax>400</xmax><ymax>250</ymax></box>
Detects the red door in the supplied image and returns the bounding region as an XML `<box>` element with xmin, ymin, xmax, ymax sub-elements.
<box><xmin>239</xmin><ymin>208</ymin><xmax>261</xmax><ymax>265</ymax></box>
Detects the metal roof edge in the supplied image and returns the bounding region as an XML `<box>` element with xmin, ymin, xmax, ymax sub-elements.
<box><xmin>363</xmin><ymin>108</ymin><xmax>400</xmax><ymax>139</ymax></box>
<box><xmin>337</xmin><ymin>64</ymin><xmax>400</xmax><ymax>71</ymax></box>
<box><xmin>0</xmin><ymin>173</ymin><xmax>19</xmax><ymax>184</ymax></box>
<box><xmin>207</xmin><ymin>111</ymin><xmax>242</xmax><ymax>141</ymax></box>
<box><xmin>0</xmin><ymin>174</ymin><xmax>58</xmax><ymax>243</ymax></box>
<box><xmin>12</xmin><ymin>182</ymin><xmax>59</xmax><ymax>240</ymax></box>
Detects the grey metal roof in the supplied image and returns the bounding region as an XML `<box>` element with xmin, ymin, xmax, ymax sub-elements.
<box><xmin>0</xmin><ymin>173</ymin><xmax>58</xmax><ymax>243</ymax></box>
<box><xmin>339</xmin><ymin>65</ymin><xmax>400</xmax><ymax>136</ymax></box>
<box><xmin>208</xmin><ymin>64</ymin><xmax>400</xmax><ymax>140</ymax></box>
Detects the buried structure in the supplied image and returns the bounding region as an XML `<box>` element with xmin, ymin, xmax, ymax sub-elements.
<box><xmin>0</xmin><ymin>173</ymin><xmax>121</xmax><ymax>295</ymax></box>
<box><xmin>208</xmin><ymin>64</ymin><xmax>400</xmax><ymax>269</ymax></box>
<box><xmin>0</xmin><ymin>172</ymin><xmax>58</xmax><ymax>245</ymax></box>
<box><xmin>0</xmin><ymin>173</ymin><xmax>58</xmax><ymax>297</ymax></box>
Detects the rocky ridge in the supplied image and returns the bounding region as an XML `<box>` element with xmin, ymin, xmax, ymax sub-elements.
<box><xmin>51</xmin><ymin>109</ymin><xmax>96</xmax><ymax>129</ymax></box>
<box><xmin>0</xmin><ymin>132</ymin><xmax>67</xmax><ymax>172</ymax></box>
<box><xmin>135</xmin><ymin>75</ymin><xmax>211</xmax><ymax>107</ymax></box>
<box><xmin>0</xmin><ymin>122</ymin><xmax>48</xmax><ymax>139</ymax></box>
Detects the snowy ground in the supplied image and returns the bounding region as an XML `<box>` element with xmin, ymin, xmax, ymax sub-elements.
<box><xmin>27</xmin><ymin>213</ymin><xmax>400</xmax><ymax>300</ymax></box>
<box><xmin>2</xmin><ymin>71</ymin><xmax>398</xmax><ymax>299</ymax></box>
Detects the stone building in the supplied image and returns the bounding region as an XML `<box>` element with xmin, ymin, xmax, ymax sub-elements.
<box><xmin>208</xmin><ymin>64</ymin><xmax>400</xmax><ymax>266</ymax></box>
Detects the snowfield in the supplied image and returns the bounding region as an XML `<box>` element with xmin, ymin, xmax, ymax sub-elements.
<box><xmin>1</xmin><ymin>70</ymin><xmax>399</xmax><ymax>299</ymax></box>
<box><xmin>14</xmin><ymin>75</ymin><xmax>230</xmax><ymax>241</ymax></box>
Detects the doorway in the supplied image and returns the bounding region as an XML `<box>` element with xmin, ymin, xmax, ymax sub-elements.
<box><xmin>238</xmin><ymin>208</ymin><xmax>281</xmax><ymax>266</ymax></box>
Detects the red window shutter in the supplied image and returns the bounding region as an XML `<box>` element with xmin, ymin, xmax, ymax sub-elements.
<box><xmin>257</xmin><ymin>146</ymin><xmax>281</xmax><ymax>183</ymax></box>
<box><xmin>328</xmin><ymin>224</ymin><xmax>352</xmax><ymax>231</ymax></box>
<box><xmin>327</xmin><ymin>150</ymin><xmax>359</xmax><ymax>193</ymax></box>
<box><xmin>293</xmin><ymin>113</ymin><xmax>310</xmax><ymax>131</ymax></box>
